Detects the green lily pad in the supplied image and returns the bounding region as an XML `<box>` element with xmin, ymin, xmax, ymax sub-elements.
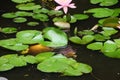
<box><xmin>101</xmin><ymin>40</ymin><xmax>117</xmax><ymax>53</ymax></box>
<box><xmin>69</xmin><ymin>36</ymin><xmax>82</xmax><ymax>44</ymax></box>
<box><xmin>87</xmin><ymin>42</ymin><xmax>103</xmax><ymax>50</ymax></box>
<box><xmin>0</xmin><ymin>39</ymin><xmax>29</xmax><ymax>51</ymax></box>
<box><xmin>15</xmin><ymin>11</ymin><xmax>33</xmax><ymax>17</ymax></box>
<box><xmin>27</xmin><ymin>22</ymin><xmax>39</xmax><ymax>26</ymax></box>
<box><xmin>84</xmin><ymin>8</ymin><xmax>114</xmax><ymax>18</ymax></box>
<box><xmin>16</xmin><ymin>3</ymin><xmax>41</xmax><ymax>11</ymax></box>
<box><xmin>103</xmin><ymin>49</ymin><xmax>120</xmax><ymax>58</ymax></box>
<box><xmin>90</xmin><ymin>0</ymin><xmax>118</xmax><ymax>6</ymax></box>
<box><xmin>73</xmin><ymin>14</ymin><xmax>89</xmax><ymax>20</ymax></box>
<box><xmin>0</xmin><ymin>27</ymin><xmax>17</xmax><ymax>34</ymax></box>
<box><xmin>16</xmin><ymin>30</ymin><xmax>44</xmax><ymax>44</ymax></box>
<box><xmin>2</xmin><ymin>13</ymin><xmax>17</xmax><ymax>18</ymax></box>
<box><xmin>37</xmin><ymin>54</ymin><xmax>92</xmax><ymax>76</ymax></box>
<box><xmin>13</xmin><ymin>17</ymin><xmax>27</xmax><ymax>23</ymax></box>
<box><xmin>100</xmin><ymin>27</ymin><xmax>118</xmax><ymax>36</ymax></box>
<box><xmin>0</xmin><ymin>64</ymin><xmax>14</xmax><ymax>71</ymax></box>
<box><xmin>94</xmin><ymin>34</ymin><xmax>110</xmax><ymax>41</ymax></box>
<box><xmin>35</xmin><ymin>52</ymin><xmax>55</xmax><ymax>62</ymax></box>
<box><xmin>48</xmin><ymin>10</ymin><xmax>63</xmax><ymax>16</ymax></box>
<box><xmin>32</xmin><ymin>13</ymin><xmax>49</xmax><ymax>21</ymax></box>
<box><xmin>81</xmin><ymin>35</ymin><xmax>94</xmax><ymax>44</ymax></box>
<box><xmin>41</xmin><ymin>27</ymin><xmax>68</xmax><ymax>47</ymax></box>
<box><xmin>33</xmin><ymin>8</ymin><xmax>49</xmax><ymax>14</ymax></box>
<box><xmin>78</xmin><ymin>30</ymin><xmax>94</xmax><ymax>36</ymax></box>
<box><xmin>22</xmin><ymin>55</ymin><xmax>38</xmax><ymax>64</ymax></box>
<box><xmin>114</xmin><ymin>39</ymin><xmax>120</xmax><ymax>48</ymax></box>
<box><xmin>11</xmin><ymin>0</ymin><xmax>33</xmax><ymax>3</ymax></box>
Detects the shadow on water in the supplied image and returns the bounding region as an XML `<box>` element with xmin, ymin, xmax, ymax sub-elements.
<box><xmin>0</xmin><ymin>0</ymin><xmax>120</xmax><ymax>80</ymax></box>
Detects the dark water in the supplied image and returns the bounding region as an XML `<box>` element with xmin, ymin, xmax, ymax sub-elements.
<box><xmin>0</xmin><ymin>0</ymin><xmax>120</xmax><ymax>80</ymax></box>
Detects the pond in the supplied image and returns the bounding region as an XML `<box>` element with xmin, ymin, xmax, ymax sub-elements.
<box><xmin>0</xmin><ymin>0</ymin><xmax>120</xmax><ymax>80</ymax></box>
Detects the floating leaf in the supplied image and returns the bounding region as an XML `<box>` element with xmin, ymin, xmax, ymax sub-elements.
<box><xmin>73</xmin><ymin>14</ymin><xmax>89</xmax><ymax>20</ymax></box>
<box><xmin>16</xmin><ymin>3</ymin><xmax>41</xmax><ymax>11</ymax></box>
<box><xmin>2</xmin><ymin>13</ymin><xmax>17</xmax><ymax>18</ymax></box>
<box><xmin>35</xmin><ymin>52</ymin><xmax>55</xmax><ymax>62</ymax></box>
<box><xmin>16</xmin><ymin>30</ymin><xmax>44</xmax><ymax>44</ymax></box>
<box><xmin>0</xmin><ymin>64</ymin><xmax>14</xmax><ymax>71</ymax></box>
<box><xmin>37</xmin><ymin>54</ymin><xmax>92</xmax><ymax>76</ymax></box>
<box><xmin>11</xmin><ymin>0</ymin><xmax>33</xmax><ymax>3</ymax></box>
<box><xmin>0</xmin><ymin>39</ymin><xmax>28</xmax><ymax>51</ymax></box>
<box><xmin>33</xmin><ymin>8</ymin><xmax>49</xmax><ymax>14</ymax></box>
<box><xmin>0</xmin><ymin>27</ymin><xmax>17</xmax><ymax>34</ymax></box>
<box><xmin>53</xmin><ymin>17</ymin><xmax>66</xmax><ymax>22</ymax></box>
<box><xmin>101</xmin><ymin>40</ymin><xmax>117</xmax><ymax>53</ymax></box>
<box><xmin>78</xmin><ymin>30</ymin><xmax>94</xmax><ymax>36</ymax></box>
<box><xmin>63</xmin><ymin>15</ymin><xmax>77</xmax><ymax>23</ymax></box>
<box><xmin>100</xmin><ymin>27</ymin><xmax>118</xmax><ymax>36</ymax></box>
<box><xmin>15</xmin><ymin>11</ymin><xmax>33</xmax><ymax>17</ymax></box>
<box><xmin>84</xmin><ymin>8</ymin><xmax>114</xmax><ymax>18</ymax></box>
<box><xmin>94</xmin><ymin>34</ymin><xmax>110</xmax><ymax>41</ymax></box>
<box><xmin>32</xmin><ymin>13</ymin><xmax>49</xmax><ymax>21</ymax></box>
<box><xmin>9</xmin><ymin>56</ymin><xmax>27</xmax><ymax>67</ymax></box>
<box><xmin>27</xmin><ymin>22</ymin><xmax>39</xmax><ymax>26</ymax></box>
<box><xmin>13</xmin><ymin>17</ymin><xmax>27</xmax><ymax>23</ymax></box>
<box><xmin>114</xmin><ymin>39</ymin><xmax>120</xmax><ymax>48</ymax></box>
<box><xmin>69</xmin><ymin>36</ymin><xmax>82</xmax><ymax>44</ymax></box>
<box><xmin>102</xmin><ymin>17</ymin><xmax>119</xmax><ymax>28</ymax></box>
<box><xmin>87</xmin><ymin>42</ymin><xmax>103</xmax><ymax>50</ymax></box>
<box><xmin>41</xmin><ymin>27</ymin><xmax>68</xmax><ymax>47</ymax></box>
<box><xmin>90</xmin><ymin>0</ymin><xmax>118</xmax><ymax>6</ymax></box>
<box><xmin>81</xmin><ymin>35</ymin><xmax>94</xmax><ymax>44</ymax></box>
<box><xmin>23</xmin><ymin>55</ymin><xmax>38</xmax><ymax>64</ymax></box>
<box><xmin>112</xmin><ymin>8</ymin><xmax>120</xmax><ymax>17</ymax></box>
<box><xmin>103</xmin><ymin>49</ymin><xmax>120</xmax><ymax>58</ymax></box>
<box><xmin>48</xmin><ymin>10</ymin><xmax>63</xmax><ymax>16</ymax></box>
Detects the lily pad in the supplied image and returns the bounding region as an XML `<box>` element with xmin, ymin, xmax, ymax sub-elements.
<box><xmin>2</xmin><ymin>13</ymin><xmax>17</xmax><ymax>18</ymax></box>
<box><xmin>11</xmin><ymin>0</ymin><xmax>33</xmax><ymax>3</ymax></box>
<box><xmin>27</xmin><ymin>22</ymin><xmax>39</xmax><ymax>26</ymax></box>
<box><xmin>101</xmin><ymin>40</ymin><xmax>117</xmax><ymax>53</ymax></box>
<box><xmin>0</xmin><ymin>27</ymin><xmax>17</xmax><ymax>34</ymax></box>
<box><xmin>84</xmin><ymin>8</ymin><xmax>114</xmax><ymax>18</ymax></box>
<box><xmin>0</xmin><ymin>39</ymin><xmax>29</xmax><ymax>51</ymax></box>
<box><xmin>13</xmin><ymin>17</ymin><xmax>27</xmax><ymax>23</ymax></box>
<box><xmin>16</xmin><ymin>3</ymin><xmax>41</xmax><ymax>11</ymax></box>
<box><xmin>32</xmin><ymin>13</ymin><xmax>49</xmax><ymax>21</ymax></box>
<box><xmin>90</xmin><ymin>0</ymin><xmax>118</xmax><ymax>6</ymax></box>
<box><xmin>41</xmin><ymin>27</ymin><xmax>68</xmax><ymax>47</ymax></box>
<box><xmin>37</xmin><ymin>54</ymin><xmax>92</xmax><ymax>76</ymax></box>
<box><xmin>35</xmin><ymin>52</ymin><xmax>55</xmax><ymax>62</ymax></box>
<box><xmin>69</xmin><ymin>36</ymin><xmax>82</xmax><ymax>44</ymax></box>
<box><xmin>87</xmin><ymin>42</ymin><xmax>103</xmax><ymax>50</ymax></box>
<box><xmin>73</xmin><ymin>14</ymin><xmax>89</xmax><ymax>20</ymax></box>
<box><xmin>15</xmin><ymin>11</ymin><xmax>33</xmax><ymax>17</ymax></box>
<box><xmin>16</xmin><ymin>30</ymin><xmax>44</xmax><ymax>44</ymax></box>
<box><xmin>81</xmin><ymin>35</ymin><xmax>94</xmax><ymax>44</ymax></box>
<box><xmin>0</xmin><ymin>64</ymin><xmax>14</xmax><ymax>71</ymax></box>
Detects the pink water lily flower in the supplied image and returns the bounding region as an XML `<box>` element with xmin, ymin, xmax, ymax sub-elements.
<box><xmin>54</xmin><ymin>0</ymin><xmax>76</xmax><ymax>14</ymax></box>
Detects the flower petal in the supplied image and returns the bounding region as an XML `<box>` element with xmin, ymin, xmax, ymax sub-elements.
<box><xmin>68</xmin><ymin>3</ymin><xmax>76</xmax><ymax>8</ymax></box>
<box><xmin>63</xmin><ymin>7</ymin><xmax>68</xmax><ymax>14</ymax></box>
<box><xmin>55</xmin><ymin>6</ymin><xmax>63</xmax><ymax>10</ymax></box>
<box><xmin>54</xmin><ymin>0</ymin><xmax>72</xmax><ymax>5</ymax></box>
